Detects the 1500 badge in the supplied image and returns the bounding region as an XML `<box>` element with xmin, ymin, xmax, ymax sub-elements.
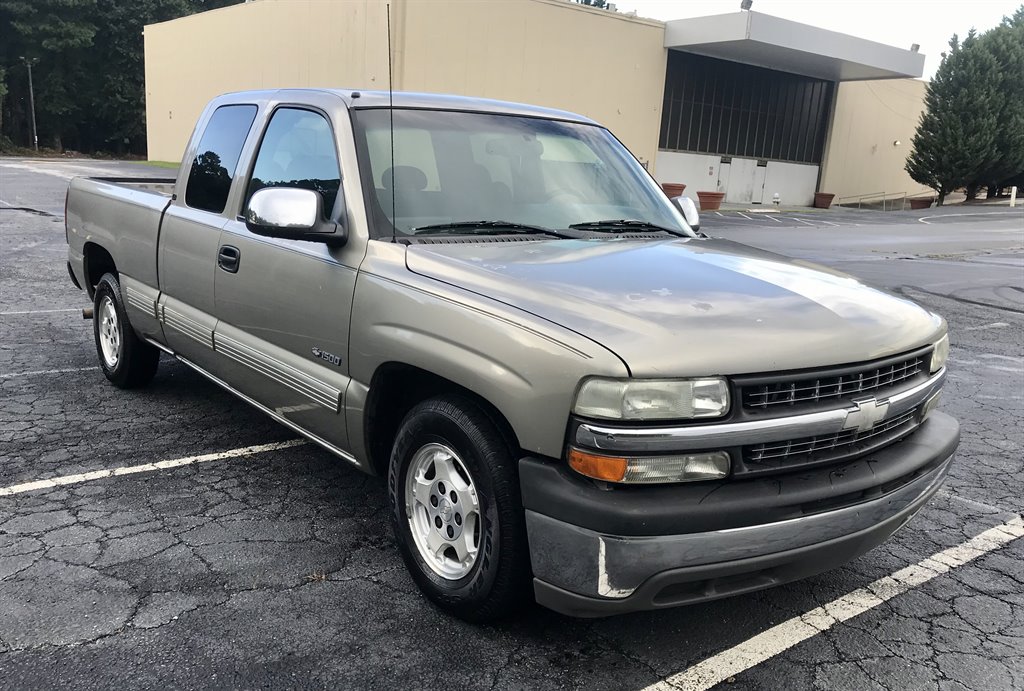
<box><xmin>311</xmin><ymin>347</ymin><xmax>342</xmax><ymax>366</ymax></box>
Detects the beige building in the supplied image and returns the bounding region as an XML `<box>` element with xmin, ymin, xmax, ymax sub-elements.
<box><xmin>144</xmin><ymin>0</ymin><xmax>932</xmax><ymax>206</ymax></box>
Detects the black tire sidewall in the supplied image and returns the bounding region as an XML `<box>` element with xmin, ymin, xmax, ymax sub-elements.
<box><xmin>388</xmin><ymin>397</ymin><xmax>521</xmax><ymax>616</ymax></box>
<box><xmin>92</xmin><ymin>273</ymin><xmax>157</xmax><ymax>388</ymax></box>
<box><xmin>93</xmin><ymin>274</ymin><xmax>128</xmax><ymax>382</ymax></box>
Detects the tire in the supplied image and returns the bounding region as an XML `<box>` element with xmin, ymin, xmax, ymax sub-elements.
<box><xmin>93</xmin><ymin>273</ymin><xmax>159</xmax><ymax>389</ymax></box>
<box><xmin>388</xmin><ymin>394</ymin><xmax>530</xmax><ymax>622</ymax></box>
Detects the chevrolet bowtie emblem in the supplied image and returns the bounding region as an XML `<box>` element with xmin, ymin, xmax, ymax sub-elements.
<box><xmin>843</xmin><ymin>397</ymin><xmax>890</xmax><ymax>433</ymax></box>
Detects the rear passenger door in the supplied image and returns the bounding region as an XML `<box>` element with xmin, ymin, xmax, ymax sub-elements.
<box><xmin>157</xmin><ymin>104</ymin><xmax>257</xmax><ymax>372</ymax></box>
<box><xmin>213</xmin><ymin>106</ymin><xmax>357</xmax><ymax>452</ymax></box>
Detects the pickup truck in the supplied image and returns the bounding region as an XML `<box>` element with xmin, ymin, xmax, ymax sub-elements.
<box><xmin>66</xmin><ymin>89</ymin><xmax>959</xmax><ymax>621</ymax></box>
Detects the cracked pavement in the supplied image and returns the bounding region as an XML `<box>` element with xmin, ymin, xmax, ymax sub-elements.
<box><xmin>1</xmin><ymin>158</ymin><xmax>1022</xmax><ymax>689</ymax></box>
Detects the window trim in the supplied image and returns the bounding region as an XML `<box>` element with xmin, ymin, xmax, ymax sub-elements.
<box><xmin>183</xmin><ymin>103</ymin><xmax>259</xmax><ymax>215</ymax></box>
<box><xmin>237</xmin><ymin>104</ymin><xmax>343</xmax><ymax>223</ymax></box>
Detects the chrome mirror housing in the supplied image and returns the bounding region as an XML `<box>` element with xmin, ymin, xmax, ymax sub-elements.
<box><xmin>671</xmin><ymin>195</ymin><xmax>701</xmax><ymax>233</ymax></box>
<box><xmin>245</xmin><ymin>187</ymin><xmax>346</xmax><ymax>246</ymax></box>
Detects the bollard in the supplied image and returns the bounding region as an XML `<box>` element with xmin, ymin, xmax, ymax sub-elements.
<box><xmin>1011</xmin><ymin>186</ymin><xmax>1018</xmax><ymax>208</ymax></box>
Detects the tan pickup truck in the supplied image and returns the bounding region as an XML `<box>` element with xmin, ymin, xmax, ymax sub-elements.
<box><xmin>65</xmin><ymin>89</ymin><xmax>958</xmax><ymax>621</ymax></box>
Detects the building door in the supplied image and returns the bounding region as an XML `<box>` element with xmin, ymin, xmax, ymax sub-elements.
<box><xmin>717</xmin><ymin>157</ymin><xmax>731</xmax><ymax>198</ymax></box>
<box><xmin>724</xmin><ymin>158</ymin><xmax>757</xmax><ymax>204</ymax></box>
<box><xmin>752</xmin><ymin>159</ymin><xmax>768</xmax><ymax>204</ymax></box>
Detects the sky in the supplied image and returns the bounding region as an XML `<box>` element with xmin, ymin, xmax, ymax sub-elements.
<box><xmin>613</xmin><ymin>0</ymin><xmax>1018</xmax><ymax>79</ymax></box>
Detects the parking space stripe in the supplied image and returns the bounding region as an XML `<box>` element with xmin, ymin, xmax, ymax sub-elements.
<box><xmin>790</xmin><ymin>217</ymin><xmax>816</xmax><ymax>226</ymax></box>
<box><xmin>0</xmin><ymin>366</ymin><xmax>100</xmax><ymax>379</ymax></box>
<box><xmin>643</xmin><ymin>515</ymin><xmax>1024</xmax><ymax>691</ymax></box>
<box><xmin>0</xmin><ymin>439</ymin><xmax>308</xmax><ymax>496</ymax></box>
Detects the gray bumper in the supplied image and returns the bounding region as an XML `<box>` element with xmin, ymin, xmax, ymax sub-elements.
<box><xmin>524</xmin><ymin>412</ymin><xmax>958</xmax><ymax>617</ymax></box>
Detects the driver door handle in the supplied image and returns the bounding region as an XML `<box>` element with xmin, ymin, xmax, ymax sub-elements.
<box><xmin>218</xmin><ymin>245</ymin><xmax>240</xmax><ymax>273</ymax></box>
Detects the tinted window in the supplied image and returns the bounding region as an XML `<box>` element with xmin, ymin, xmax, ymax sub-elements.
<box><xmin>184</xmin><ymin>105</ymin><xmax>258</xmax><ymax>213</ymax></box>
<box><xmin>247</xmin><ymin>108</ymin><xmax>341</xmax><ymax>219</ymax></box>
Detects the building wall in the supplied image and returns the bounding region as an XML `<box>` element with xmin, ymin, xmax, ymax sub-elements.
<box><xmin>818</xmin><ymin>79</ymin><xmax>932</xmax><ymax>203</ymax></box>
<box><xmin>144</xmin><ymin>0</ymin><xmax>392</xmax><ymax>162</ymax></box>
<box><xmin>654</xmin><ymin>151</ymin><xmax>819</xmax><ymax>207</ymax></box>
<box><xmin>398</xmin><ymin>0</ymin><xmax>667</xmax><ymax>169</ymax></box>
<box><xmin>144</xmin><ymin>0</ymin><xmax>667</xmax><ymax>165</ymax></box>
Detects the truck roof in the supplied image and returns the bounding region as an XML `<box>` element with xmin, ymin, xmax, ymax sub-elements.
<box><xmin>216</xmin><ymin>88</ymin><xmax>598</xmax><ymax>125</ymax></box>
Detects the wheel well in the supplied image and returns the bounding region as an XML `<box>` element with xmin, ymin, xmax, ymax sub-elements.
<box><xmin>83</xmin><ymin>243</ymin><xmax>117</xmax><ymax>297</ymax></box>
<box><xmin>364</xmin><ymin>363</ymin><xmax>521</xmax><ymax>476</ymax></box>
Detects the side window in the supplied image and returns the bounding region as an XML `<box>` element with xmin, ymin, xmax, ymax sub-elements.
<box><xmin>247</xmin><ymin>108</ymin><xmax>341</xmax><ymax>219</ymax></box>
<box><xmin>184</xmin><ymin>104</ymin><xmax>258</xmax><ymax>214</ymax></box>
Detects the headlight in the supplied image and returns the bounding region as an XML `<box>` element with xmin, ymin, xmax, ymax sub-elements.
<box><xmin>930</xmin><ymin>334</ymin><xmax>949</xmax><ymax>373</ymax></box>
<box><xmin>573</xmin><ymin>377</ymin><xmax>729</xmax><ymax>420</ymax></box>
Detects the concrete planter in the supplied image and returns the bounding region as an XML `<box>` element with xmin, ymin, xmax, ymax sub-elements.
<box><xmin>696</xmin><ymin>191</ymin><xmax>725</xmax><ymax>211</ymax></box>
<box><xmin>813</xmin><ymin>192</ymin><xmax>835</xmax><ymax>209</ymax></box>
<box><xmin>661</xmin><ymin>182</ymin><xmax>687</xmax><ymax>198</ymax></box>
<box><xmin>909</xmin><ymin>197</ymin><xmax>934</xmax><ymax>210</ymax></box>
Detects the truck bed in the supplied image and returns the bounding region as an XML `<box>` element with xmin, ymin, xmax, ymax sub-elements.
<box><xmin>66</xmin><ymin>176</ymin><xmax>178</xmax><ymax>293</ymax></box>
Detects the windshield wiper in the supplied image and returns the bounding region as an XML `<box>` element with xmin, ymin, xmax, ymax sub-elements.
<box><xmin>568</xmin><ymin>219</ymin><xmax>690</xmax><ymax>237</ymax></box>
<box><xmin>412</xmin><ymin>221</ymin><xmax>575</xmax><ymax>239</ymax></box>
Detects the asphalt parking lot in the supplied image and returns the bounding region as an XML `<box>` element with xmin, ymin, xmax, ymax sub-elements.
<box><xmin>1</xmin><ymin>157</ymin><xmax>1023</xmax><ymax>690</ymax></box>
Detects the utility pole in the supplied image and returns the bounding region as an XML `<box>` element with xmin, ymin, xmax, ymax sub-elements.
<box><xmin>21</xmin><ymin>57</ymin><xmax>39</xmax><ymax>152</ymax></box>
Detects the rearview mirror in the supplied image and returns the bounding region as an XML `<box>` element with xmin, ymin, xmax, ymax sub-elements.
<box><xmin>671</xmin><ymin>195</ymin><xmax>701</xmax><ymax>232</ymax></box>
<box><xmin>245</xmin><ymin>187</ymin><xmax>346</xmax><ymax>246</ymax></box>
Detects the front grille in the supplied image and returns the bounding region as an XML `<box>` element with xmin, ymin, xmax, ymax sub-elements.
<box><xmin>740</xmin><ymin>407</ymin><xmax>920</xmax><ymax>475</ymax></box>
<box><xmin>742</xmin><ymin>352</ymin><xmax>928</xmax><ymax>412</ymax></box>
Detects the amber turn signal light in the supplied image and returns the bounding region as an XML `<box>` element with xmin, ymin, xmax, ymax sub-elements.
<box><xmin>567</xmin><ymin>447</ymin><xmax>628</xmax><ymax>482</ymax></box>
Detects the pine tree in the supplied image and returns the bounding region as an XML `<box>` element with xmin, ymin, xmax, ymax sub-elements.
<box><xmin>974</xmin><ymin>7</ymin><xmax>1024</xmax><ymax>197</ymax></box>
<box><xmin>905</xmin><ymin>32</ymin><xmax>1001</xmax><ymax>205</ymax></box>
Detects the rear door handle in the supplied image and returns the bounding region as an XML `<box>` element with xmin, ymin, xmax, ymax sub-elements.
<box><xmin>218</xmin><ymin>245</ymin><xmax>240</xmax><ymax>273</ymax></box>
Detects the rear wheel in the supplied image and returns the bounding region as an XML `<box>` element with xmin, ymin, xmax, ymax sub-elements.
<box><xmin>93</xmin><ymin>273</ymin><xmax>159</xmax><ymax>389</ymax></box>
<box><xmin>388</xmin><ymin>394</ymin><xmax>530</xmax><ymax>622</ymax></box>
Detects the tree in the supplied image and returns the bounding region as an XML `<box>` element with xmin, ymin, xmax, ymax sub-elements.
<box><xmin>974</xmin><ymin>7</ymin><xmax>1024</xmax><ymax>197</ymax></box>
<box><xmin>0</xmin><ymin>0</ymin><xmax>244</xmax><ymax>153</ymax></box>
<box><xmin>906</xmin><ymin>31</ymin><xmax>1001</xmax><ymax>205</ymax></box>
<box><xmin>575</xmin><ymin>0</ymin><xmax>610</xmax><ymax>8</ymax></box>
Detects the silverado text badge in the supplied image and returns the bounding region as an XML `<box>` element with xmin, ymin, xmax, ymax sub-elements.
<box><xmin>311</xmin><ymin>347</ymin><xmax>342</xmax><ymax>367</ymax></box>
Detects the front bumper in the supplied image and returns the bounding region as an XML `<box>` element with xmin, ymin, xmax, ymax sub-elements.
<box><xmin>521</xmin><ymin>411</ymin><xmax>959</xmax><ymax>617</ymax></box>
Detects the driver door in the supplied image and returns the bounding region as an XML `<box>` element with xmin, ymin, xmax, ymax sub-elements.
<box><xmin>213</xmin><ymin>105</ymin><xmax>357</xmax><ymax>452</ymax></box>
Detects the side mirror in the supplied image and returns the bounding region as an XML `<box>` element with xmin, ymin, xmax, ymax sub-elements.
<box><xmin>671</xmin><ymin>195</ymin><xmax>701</xmax><ymax>233</ymax></box>
<box><xmin>245</xmin><ymin>187</ymin><xmax>346</xmax><ymax>246</ymax></box>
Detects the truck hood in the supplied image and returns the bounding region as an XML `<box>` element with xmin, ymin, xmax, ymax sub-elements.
<box><xmin>405</xmin><ymin>238</ymin><xmax>943</xmax><ymax>376</ymax></box>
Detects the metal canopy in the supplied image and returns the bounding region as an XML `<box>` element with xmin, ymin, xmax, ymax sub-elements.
<box><xmin>664</xmin><ymin>11</ymin><xmax>925</xmax><ymax>82</ymax></box>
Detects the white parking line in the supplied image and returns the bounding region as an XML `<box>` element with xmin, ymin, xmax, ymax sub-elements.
<box><xmin>0</xmin><ymin>308</ymin><xmax>80</xmax><ymax>316</ymax></box>
<box><xmin>0</xmin><ymin>439</ymin><xmax>308</xmax><ymax>497</ymax></box>
<box><xmin>0</xmin><ymin>367</ymin><xmax>100</xmax><ymax>379</ymax></box>
<box><xmin>964</xmin><ymin>322</ymin><xmax>1010</xmax><ymax>331</ymax></box>
<box><xmin>643</xmin><ymin>515</ymin><xmax>1024</xmax><ymax>691</ymax></box>
<box><xmin>790</xmin><ymin>217</ymin><xmax>816</xmax><ymax>227</ymax></box>
<box><xmin>939</xmin><ymin>491</ymin><xmax>1018</xmax><ymax>517</ymax></box>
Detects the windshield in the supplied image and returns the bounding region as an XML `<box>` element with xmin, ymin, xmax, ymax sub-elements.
<box><xmin>352</xmin><ymin>109</ymin><xmax>694</xmax><ymax>239</ymax></box>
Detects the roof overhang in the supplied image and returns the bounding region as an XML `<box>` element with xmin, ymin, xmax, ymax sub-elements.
<box><xmin>664</xmin><ymin>11</ymin><xmax>925</xmax><ymax>81</ymax></box>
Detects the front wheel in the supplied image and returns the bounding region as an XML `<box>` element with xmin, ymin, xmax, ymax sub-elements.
<box><xmin>387</xmin><ymin>395</ymin><xmax>530</xmax><ymax>622</ymax></box>
<box><xmin>93</xmin><ymin>273</ymin><xmax>159</xmax><ymax>389</ymax></box>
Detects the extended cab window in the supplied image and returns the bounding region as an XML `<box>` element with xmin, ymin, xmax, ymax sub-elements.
<box><xmin>184</xmin><ymin>104</ymin><xmax>258</xmax><ymax>214</ymax></box>
<box><xmin>247</xmin><ymin>108</ymin><xmax>341</xmax><ymax>219</ymax></box>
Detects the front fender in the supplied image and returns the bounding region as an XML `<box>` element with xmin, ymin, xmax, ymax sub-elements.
<box><xmin>347</xmin><ymin>242</ymin><xmax>628</xmax><ymax>460</ymax></box>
